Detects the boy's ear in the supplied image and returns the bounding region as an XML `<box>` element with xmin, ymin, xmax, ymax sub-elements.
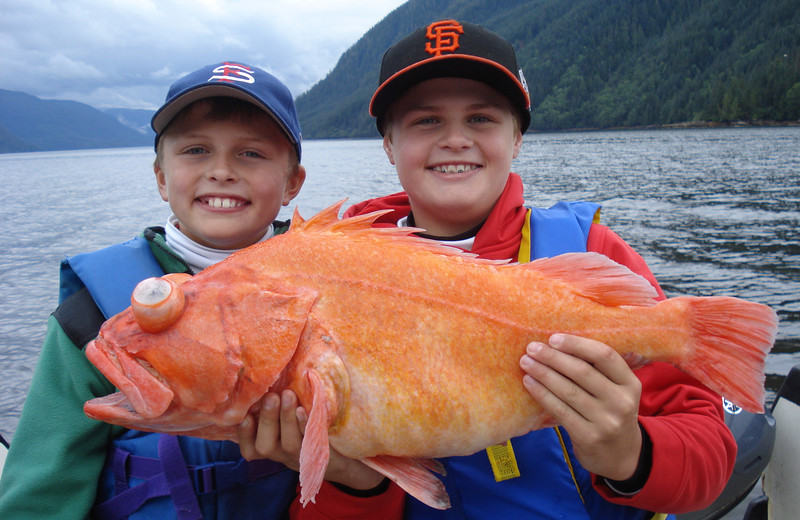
<box><xmin>512</xmin><ymin>131</ymin><xmax>523</xmax><ymax>159</ymax></box>
<box><xmin>154</xmin><ymin>163</ymin><xmax>169</xmax><ymax>202</ymax></box>
<box><xmin>282</xmin><ymin>164</ymin><xmax>306</xmax><ymax>205</ymax></box>
<box><xmin>383</xmin><ymin>135</ymin><xmax>396</xmax><ymax>165</ymax></box>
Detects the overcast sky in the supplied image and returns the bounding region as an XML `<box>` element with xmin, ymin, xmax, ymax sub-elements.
<box><xmin>0</xmin><ymin>0</ymin><xmax>407</xmax><ymax>110</ymax></box>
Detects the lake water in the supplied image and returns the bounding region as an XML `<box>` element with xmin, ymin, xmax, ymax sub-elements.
<box><xmin>1</xmin><ymin>127</ymin><xmax>798</xmax><ymax>446</ymax></box>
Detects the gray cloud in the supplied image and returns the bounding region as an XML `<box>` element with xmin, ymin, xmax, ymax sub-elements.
<box><xmin>0</xmin><ymin>0</ymin><xmax>404</xmax><ymax>109</ymax></box>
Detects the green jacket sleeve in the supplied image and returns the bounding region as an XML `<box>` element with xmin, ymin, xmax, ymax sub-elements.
<box><xmin>0</xmin><ymin>316</ymin><xmax>123</xmax><ymax>519</ymax></box>
<box><xmin>0</xmin><ymin>227</ymin><xmax>240</xmax><ymax>518</ymax></box>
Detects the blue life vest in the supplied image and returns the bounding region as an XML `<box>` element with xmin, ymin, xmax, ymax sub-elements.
<box><xmin>59</xmin><ymin>236</ymin><xmax>165</xmax><ymax>317</ymax></box>
<box><xmin>60</xmin><ymin>236</ymin><xmax>298</xmax><ymax>520</ymax></box>
<box><xmin>92</xmin><ymin>432</ymin><xmax>295</xmax><ymax>520</ymax></box>
<box><xmin>404</xmin><ymin>202</ymin><xmax>672</xmax><ymax>520</ymax></box>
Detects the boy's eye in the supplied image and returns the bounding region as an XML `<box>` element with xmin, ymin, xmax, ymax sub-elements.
<box><xmin>185</xmin><ymin>146</ymin><xmax>207</xmax><ymax>155</ymax></box>
<box><xmin>242</xmin><ymin>150</ymin><xmax>265</xmax><ymax>159</ymax></box>
<box><xmin>469</xmin><ymin>114</ymin><xmax>492</xmax><ymax>123</ymax></box>
<box><xmin>412</xmin><ymin>116</ymin><xmax>438</xmax><ymax>126</ymax></box>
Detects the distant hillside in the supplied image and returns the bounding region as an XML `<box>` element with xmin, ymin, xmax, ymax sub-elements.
<box><xmin>3</xmin><ymin>0</ymin><xmax>797</xmax><ymax>151</ymax></box>
<box><xmin>296</xmin><ymin>0</ymin><xmax>800</xmax><ymax>138</ymax></box>
<box><xmin>101</xmin><ymin>108</ymin><xmax>156</xmax><ymax>137</ymax></box>
<box><xmin>0</xmin><ymin>89</ymin><xmax>152</xmax><ymax>153</ymax></box>
<box><xmin>0</xmin><ymin>123</ymin><xmax>32</xmax><ymax>154</ymax></box>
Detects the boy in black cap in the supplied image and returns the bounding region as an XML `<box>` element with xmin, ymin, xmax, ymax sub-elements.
<box><xmin>0</xmin><ymin>61</ymin><xmax>399</xmax><ymax>520</ymax></box>
<box><xmin>343</xmin><ymin>20</ymin><xmax>736</xmax><ymax>518</ymax></box>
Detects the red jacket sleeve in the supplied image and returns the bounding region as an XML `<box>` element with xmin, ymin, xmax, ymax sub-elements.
<box><xmin>587</xmin><ymin>224</ymin><xmax>737</xmax><ymax>513</ymax></box>
<box><xmin>289</xmin><ymin>481</ymin><xmax>405</xmax><ymax>520</ymax></box>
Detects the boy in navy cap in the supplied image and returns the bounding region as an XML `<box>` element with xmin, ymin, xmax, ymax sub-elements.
<box><xmin>340</xmin><ymin>20</ymin><xmax>737</xmax><ymax>519</ymax></box>
<box><xmin>0</xmin><ymin>61</ymin><xmax>399</xmax><ymax>519</ymax></box>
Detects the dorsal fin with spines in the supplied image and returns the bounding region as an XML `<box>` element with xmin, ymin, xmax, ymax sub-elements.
<box><xmin>290</xmin><ymin>200</ymin><xmax>509</xmax><ymax>265</ymax></box>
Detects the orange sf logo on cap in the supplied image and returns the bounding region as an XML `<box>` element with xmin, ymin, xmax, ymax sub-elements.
<box><xmin>425</xmin><ymin>20</ymin><xmax>464</xmax><ymax>56</ymax></box>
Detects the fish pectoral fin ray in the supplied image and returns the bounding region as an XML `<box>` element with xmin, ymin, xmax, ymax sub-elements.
<box><xmin>298</xmin><ymin>368</ymin><xmax>331</xmax><ymax>506</ymax></box>
<box><xmin>362</xmin><ymin>455</ymin><xmax>451</xmax><ymax>510</ymax></box>
<box><xmin>526</xmin><ymin>252</ymin><xmax>658</xmax><ymax>306</ymax></box>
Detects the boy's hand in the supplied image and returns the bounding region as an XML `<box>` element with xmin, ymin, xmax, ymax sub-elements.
<box><xmin>519</xmin><ymin>334</ymin><xmax>643</xmax><ymax>481</ymax></box>
<box><xmin>237</xmin><ymin>390</ymin><xmax>386</xmax><ymax>491</ymax></box>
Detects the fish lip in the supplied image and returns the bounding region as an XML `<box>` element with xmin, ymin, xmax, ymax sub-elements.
<box><xmin>84</xmin><ymin>392</ymin><xmax>142</xmax><ymax>422</ymax></box>
<box><xmin>83</xmin><ymin>393</ymin><xmax>215</xmax><ymax>436</ymax></box>
<box><xmin>85</xmin><ymin>336</ymin><xmax>174</xmax><ymax>419</ymax></box>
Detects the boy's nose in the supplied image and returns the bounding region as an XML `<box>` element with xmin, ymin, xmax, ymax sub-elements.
<box><xmin>439</xmin><ymin>123</ymin><xmax>473</xmax><ymax>149</ymax></box>
<box><xmin>207</xmin><ymin>156</ymin><xmax>239</xmax><ymax>182</ymax></box>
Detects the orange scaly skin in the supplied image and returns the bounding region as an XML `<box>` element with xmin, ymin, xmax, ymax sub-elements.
<box><xmin>84</xmin><ymin>201</ymin><xmax>777</xmax><ymax>509</ymax></box>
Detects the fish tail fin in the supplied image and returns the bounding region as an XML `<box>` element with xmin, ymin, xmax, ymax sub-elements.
<box><xmin>362</xmin><ymin>455</ymin><xmax>450</xmax><ymax>510</ymax></box>
<box><xmin>675</xmin><ymin>296</ymin><xmax>777</xmax><ymax>413</ymax></box>
<box><xmin>298</xmin><ymin>369</ymin><xmax>331</xmax><ymax>506</ymax></box>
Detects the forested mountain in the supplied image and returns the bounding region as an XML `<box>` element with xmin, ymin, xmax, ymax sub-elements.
<box><xmin>3</xmin><ymin>0</ymin><xmax>797</xmax><ymax>152</ymax></box>
<box><xmin>295</xmin><ymin>0</ymin><xmax>800</xmax><ymax>138</ymax></box>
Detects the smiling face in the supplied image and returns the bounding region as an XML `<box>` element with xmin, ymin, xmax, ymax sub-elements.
<box><xmin>382</xmin><ymin>78</ymin><xmax>523</xmax><ymax>237</ymax></box>
<box><xmin>155</xmin><ymin>99</ymin><xmax>305</xmax><ymax>250</ymax></box>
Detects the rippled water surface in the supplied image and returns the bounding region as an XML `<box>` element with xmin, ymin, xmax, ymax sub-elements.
<box><xmin>1</xmin><ymin>127</ymin><xmax>798</xmax><ymax>441</ymax></box>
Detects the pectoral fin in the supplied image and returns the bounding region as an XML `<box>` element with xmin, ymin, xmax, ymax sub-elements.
<box><xmin>298</xmin><ymin>368</ymin><xmax>331</xmax><ymax>506</ymax></box>
<box><xmin>362</xmin><ymin>455</ymin><xmax>451</xmax><ymax>510</ymax></box>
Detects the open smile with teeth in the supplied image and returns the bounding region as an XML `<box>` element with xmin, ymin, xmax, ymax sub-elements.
<box><xmin>431</xmin><ymin>164</ymin><xmax>480</xmax><ymax>174</ymax></box>
<box><xmin>201</xmin><ymin>197</ymin><xmax>247</xmax><ymax>209</ymax></box>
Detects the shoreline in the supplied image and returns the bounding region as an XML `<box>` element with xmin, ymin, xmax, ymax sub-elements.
<box><xmin>529</xmin><ymin>119</ymin><xmax>800</xmax><ymax>135</ymax></box>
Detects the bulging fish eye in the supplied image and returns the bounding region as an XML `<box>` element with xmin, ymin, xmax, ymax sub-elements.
<box><xmin>131</xmin><ymin>276</ymin><xmax>186</xmax><ymax>333</ymax></box>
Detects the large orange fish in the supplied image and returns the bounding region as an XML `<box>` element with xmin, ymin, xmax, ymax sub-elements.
<box><xmin>84</xmin><ymin>201</ymin><xmax>777</xmax><ymax>509</ymax></box>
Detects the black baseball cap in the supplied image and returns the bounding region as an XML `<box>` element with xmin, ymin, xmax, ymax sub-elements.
<box><xmin>370</xmin><ymin>20</ymin><xmax>531</xmax><ymax>135</ymax></box>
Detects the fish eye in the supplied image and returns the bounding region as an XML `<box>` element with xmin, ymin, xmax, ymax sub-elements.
<box><xmin>131</xmin><ymin>276</ymin><xmax>186</xmax><ymax>333</ymax></box>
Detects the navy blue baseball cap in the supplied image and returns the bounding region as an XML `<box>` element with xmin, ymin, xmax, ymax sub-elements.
<box><xmin>370</xmin><ymin>20</ymin><xmax>530</xmax><ymax>135</ymax></box>
<box><xmin>151</xmin><ymin>61</ymin><xmax>302</xmax><ymax>160</ymax></box>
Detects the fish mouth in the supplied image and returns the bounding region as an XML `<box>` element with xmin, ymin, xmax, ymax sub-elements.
<box><xmin>84</xmin><ymin>392</ymin><xmax>142</xmax><ymax>422</ymax></box>
<box><xmin>84</xmin><ymin>391</ymin><xmax>228</xmax><ymax>438</ymax></box>
<box><xmin>84</xmin><ymin>337</ymin><xmax>174</xmax><ymax>420</ymax></box>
